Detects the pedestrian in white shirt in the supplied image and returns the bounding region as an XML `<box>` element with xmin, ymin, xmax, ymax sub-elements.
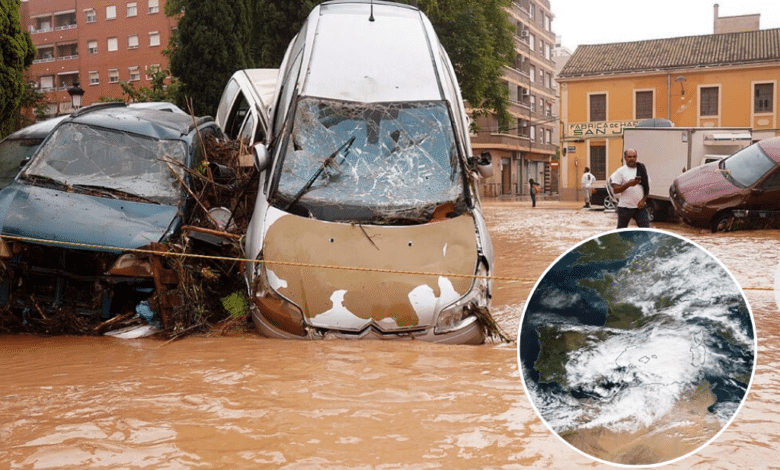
<box><xmin>610</xmin><ymin>149</ymin><xmax>650</xmax><ymax>228</ymax></box>
<box><xmin>581</xmin><ymin>167</ymin><xmax>596</xmax><ymax>208</ymax></box>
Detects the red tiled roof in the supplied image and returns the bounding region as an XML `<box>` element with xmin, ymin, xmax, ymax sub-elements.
<box><xmin>559</xmin><ymin>28</ymin><xmax>780</xmax><ymax>78</ymax></box>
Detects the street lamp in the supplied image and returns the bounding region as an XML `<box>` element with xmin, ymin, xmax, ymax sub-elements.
<box><xmin>67</xmin><ymin>79</ymin><xmax>85</xmax><ymax>111</ymax></box>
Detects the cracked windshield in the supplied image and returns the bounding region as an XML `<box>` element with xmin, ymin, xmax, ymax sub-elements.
<box><xmin>276</xmin><ymin>98</ymin><xmax>465</xmax><ymax>219</ymax></box>
<box><xmin>24</xmin><ymin>122</ymin><xmax>187</xmax><ymax>204</ymax></box>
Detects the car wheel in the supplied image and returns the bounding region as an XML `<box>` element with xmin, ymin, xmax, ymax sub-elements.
<box><xmin>603</xmin><ymin>196</ymin><xmax>617</xmax><ymax>211</ymax></box>
<box><xmin>711</xmin><ymin>212</ymin><xmax>734</xmax><ymax>233</ymax></box>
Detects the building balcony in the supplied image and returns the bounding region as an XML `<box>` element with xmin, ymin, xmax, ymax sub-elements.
<box><xmin>472</xmin><ymin>131</ymin><xmax>530</xmax><ymax>151</ymax></box>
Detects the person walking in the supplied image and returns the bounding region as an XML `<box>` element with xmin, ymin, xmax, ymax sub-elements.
<box><xmin>529</xmin><ymin>178</ymin><xmax>542</xmax><ymax>208</ymax></box>
<box><xmin>610</xmin><ymin>148</ymin><xmax>650</xmax><ymax>228</ymax></box>
<box><xmin>581</xmin><ymin>167</ymin><xmax>596</xmax><ymax>208</ymax></box>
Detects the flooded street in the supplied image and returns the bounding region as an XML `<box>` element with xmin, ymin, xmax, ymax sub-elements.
<box><xmin>2</xmin><ymin>200</ymin><xmax>779</xmax><ymax>469</ymax></box>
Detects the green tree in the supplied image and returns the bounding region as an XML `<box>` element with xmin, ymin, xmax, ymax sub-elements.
<box><xmin>249</xmin><ymin>0</ymin><xmax>318</xmax><ymax>68</ymax></box>
<box><xmin>119</xmin><ymin>66</ymin><xmax>179</xmax><ymax>103</ymax></box>
<box><xmin>0</xmin><ymin>0</ymin><xmax>36</xmax><ymax>134</ymax></box>
<box><xmin>165</xmin><ymin>0</ymin><xmax>252</xmax><ymax>116</ymax></box>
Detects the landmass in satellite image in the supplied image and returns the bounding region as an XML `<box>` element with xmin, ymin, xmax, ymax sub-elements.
<box><xmin>519</xmin><ymin>230</ymin><xmax>755</xmax><ymax>465</ymax></box>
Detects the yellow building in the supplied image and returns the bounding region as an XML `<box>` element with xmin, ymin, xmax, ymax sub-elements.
<box><xmin>557</xmin><ymin>28</ymin><xmax>780</xmax><ymax>200</ymax></box>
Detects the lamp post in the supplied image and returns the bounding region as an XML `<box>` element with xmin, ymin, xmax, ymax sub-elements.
<box><xmin>67</xmin><ymin>79</ymin><xmax>84</xmax><ymax>111</ymax></box>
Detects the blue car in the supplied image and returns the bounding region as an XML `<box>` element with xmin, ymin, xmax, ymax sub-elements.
<box><xmin>0</xmin><ymin>103</ymin><xmax>220</xmax><ymax>319</ymax></box>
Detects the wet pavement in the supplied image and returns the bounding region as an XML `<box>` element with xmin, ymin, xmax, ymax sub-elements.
<box><xmin>1</xmin><ymin>200</ymin><xmax>779</xmax><ymax>469</ymax></box>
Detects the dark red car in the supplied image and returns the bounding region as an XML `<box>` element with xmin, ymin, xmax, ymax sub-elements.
<box><xmin>670</xmin><ymin>136</ymin><xmax>780</xmax><ymax>231</ymax></box>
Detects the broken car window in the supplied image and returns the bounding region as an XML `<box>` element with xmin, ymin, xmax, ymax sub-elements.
<box><xmin>275</xmin><ymin>98</ymin><xmax>464</xmax><ymax>220</ymax></box>
<box><xmin>23</xmin><ymin>123</ymin><xmax>187</xmax><ymax>204</ymax></box>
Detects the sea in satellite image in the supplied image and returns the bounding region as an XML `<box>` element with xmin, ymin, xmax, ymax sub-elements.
<box><xmin>519</xmin><ymin>229</ymin><xmax>756</xmax><ymax>466</ymax></box>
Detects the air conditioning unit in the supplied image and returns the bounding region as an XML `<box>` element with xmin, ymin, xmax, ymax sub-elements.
<box><xmin>521</xmin><ymin>30</ymin><xmax>529</xmax><ymax>38</ymax></box>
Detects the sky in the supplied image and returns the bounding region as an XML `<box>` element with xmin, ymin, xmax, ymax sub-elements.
<box><xmin>551</xmin><ymin>0</ymin><xmax>780</xmax><ymax>52</ymax></box>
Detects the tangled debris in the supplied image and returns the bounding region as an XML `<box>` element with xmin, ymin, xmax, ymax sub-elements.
<box><xmin>0</xmin><ymin>135</ymin><xmax>258</xmax><ymax>339</ymax></box>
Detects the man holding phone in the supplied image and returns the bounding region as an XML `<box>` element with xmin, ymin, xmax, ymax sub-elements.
<box><xmin>610</xmin><ymin>148</ymin><xmax>650</xmax><ymax>228</ymax></box>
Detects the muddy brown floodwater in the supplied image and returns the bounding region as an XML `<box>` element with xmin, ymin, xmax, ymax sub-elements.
<box><xmin>2</xmin><ymin>200</ymin><xmax>779</xmax><ymax>469</ymax></box>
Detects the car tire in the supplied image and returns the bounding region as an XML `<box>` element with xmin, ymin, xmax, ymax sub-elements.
<box><xmin>603</xmin><ymin>196</ymin><xmax>617</xmax><ymax>211</ymax></box>
<box><xmin>711</xmin><ymin>212</ymin><xmax>734</xmax><ymax>233</ymax></box>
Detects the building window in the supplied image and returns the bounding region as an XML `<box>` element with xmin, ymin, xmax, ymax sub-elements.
<box><xmin>545</xmin><ymin>128</ymin><xmax>552</xmax><ymax>144</ymax></box>
<box><xmin>590</xmin><ymin>144</ymin><xmax>606</xmax><ymax>180</ymax></box>
<box><xmin>127</xmin><ymin>2</ymin><xmax>137</xmax><ymax>17</ymax></box>
<box><xmin>106</xmin><ymin>5</ymin><xmax>116</xmax><ymax>20</ymax></box>
<box><xmin>128</xmin><ymin>34</ymin><xmax>139</xmax><ymax>49</ymax></box>
<box><xmin>40</xmin><ymin>75</ymin><xmax>54</xmax><ymax>91</ymax></box>
<box><xmin>755</xmin><ymin>83</ymin><xmax>774</xmax><ymax>113</ymax></box>
<box><xmin>87</xmin><ymin>40</ymin><xmax>97</xmax><ymax>54</ymax></box>
<box><xmin>108</xmin><ymin>69</ymin><xmax>119</xmax><ymax>83</ymax></box>
<box><xmin>544</xmin><ymin>43</ymin><xmax>551</xmax><ymax>60</ymax></box>
<box><xmin>149</xmin><ymin>31</ymin><xmax>160</xmax><ymax>47</ymax></box>
<box><xmin>107</xmin><ymin>37</ymin><xmax>118</xmax><ymax>51</ymax></box>
<box><xmin>89</xmin><ymin>71</ymin><xmax>99</xmax><ymax>85</ymax></box>
<box><xmin>530</xmin><ymin>95</ymin><xmax>535</xmax><ymax>112</ymax></box>
<box><xmin>544</xmin><ymin>15</ymin><xmax>551</xmax><ymax>32</ymax></box>
<box><xmin>530</xmin><ymin>125</ymin><xmax>536</xmax><ymax>142</ymax></box>
<box><xmin>529</xmin><ymin>3</ymin><xmax>534</xmax><ymax>19</ymax></box>
<box><xmin>590</xmin><ymin>94</ymin><xmax>606</xmax><ymax>121</ymax></box>
<box><xmin>635</xmin><ymin>90</ymin><xmax>653</xmax><ymax>120</ymax></box>
<box><xmin>529</xmin><ymin>64</ymin><xmax>535</xmax><ymax>82</ymax></box>
<box><xmin>700</xmin><ymin>86</ymin><xmax>719</xmax><ymax>116</ymax></box>
<box><xmin>148</xmin><ymin>0</ymin><xmax>159</xmax><ymax>14</ymax></box>
<box><xmin>85</xmin><ymin>9</ymin><xmax>96</xmax><ymax>23</ymax></box>
<box><xmin>129</xmin><ymin>66</ymin><xmax>140</xmax><ymax>81</ymax></box>
<box><xmin>528</xmin><ymin>33</ymin><xmax>535</xmax><ymax>52</ymax></box>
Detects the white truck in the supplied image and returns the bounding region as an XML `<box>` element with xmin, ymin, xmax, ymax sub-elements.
<box><xmin>622</xmin><ymin>126</ymin><xmax>752</xmax><ymax>221</ymax></box>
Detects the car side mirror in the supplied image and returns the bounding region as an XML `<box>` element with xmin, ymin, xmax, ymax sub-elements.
<box><xmin>19</xmin><ymin>158</ymin><xmax>30</xmax><ymax>168</ymax></box>
<box><xmin>468</xmin><ymin>151</ymin><xmax>493</xmax><ymax>178</ymax></box>
<box><xmin>253</xmin><ymin>143</ymin><xmax>269</xmax><ymax>171</ymax></box>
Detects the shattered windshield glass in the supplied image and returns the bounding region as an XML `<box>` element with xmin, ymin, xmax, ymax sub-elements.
<box><xmin>23</xmin><ymin>122</ymin><xmax>187</xmax><ymax>204</ymax></box>
<box><xmin>275</xmin><ymin>98</ymin><xmax>465</xmax><ymax>220</ymax></box>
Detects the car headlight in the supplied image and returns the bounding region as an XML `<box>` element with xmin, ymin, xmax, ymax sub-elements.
<box><xmin>252</xmin><ymin>265</ymin><xmax>306</xmax><ymax>336</ymax></box>
<box><xmin>435</xmin><ymin>261</ymin><xmax>491</xmax><ymax>334</ymax></box>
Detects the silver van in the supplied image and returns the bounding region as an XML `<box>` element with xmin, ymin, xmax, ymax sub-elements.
<box><xmin>243</xmin><ymin>0</ymin><xmax>494</xmax><ymax>344</ymax></box>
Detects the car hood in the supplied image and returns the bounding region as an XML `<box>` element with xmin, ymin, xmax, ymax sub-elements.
<box><xmin>673</xmin><ymin>163</ymin><xmax>742</xmax><ymax>205</ymax></box>
<box><xmin>0</xmin><ymin>184</ymin><xmax>180</xmax><ymax>252</ymax></box>
<box><xmin>261</xmin><ymin>209</ymin><xmax>479</xmax><ymax>332</ymax></box>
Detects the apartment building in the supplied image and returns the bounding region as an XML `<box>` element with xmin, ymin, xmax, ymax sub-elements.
<box><xmin>19</xmin><ymin>0</ymin><xmax>175</xmax><ymax>116</ymax></box>
<box><xmin>557</xmin><ymin>21</ymin><xmax>780</xmax><ymax>201</ymax></box>
<box><xmin>470</xmin><ymin>0</ymin><xmax>559</xmax><ymax>198</ymax></box>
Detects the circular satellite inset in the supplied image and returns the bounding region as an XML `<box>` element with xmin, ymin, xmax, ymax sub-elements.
<box><xmin>518</xmin><ymin>229</ymin><xmax>756</xmax><ymax>467</ymax></box>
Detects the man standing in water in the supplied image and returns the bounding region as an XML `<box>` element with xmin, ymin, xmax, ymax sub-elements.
<box><xmin>610</xmin><ymin>149</ymin><xmax>650</xmax><ymax>228</ymax></box>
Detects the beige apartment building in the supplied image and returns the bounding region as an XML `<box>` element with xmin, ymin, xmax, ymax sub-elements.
<box><xmin>470</xmin><ymin>0</ymin><xmax>559</xmax><ymax>198</ymax></box>
<box><xmin>19</xmin><ymin>0</ymin><xmax>175</xmax><ymax>116</ymax></box>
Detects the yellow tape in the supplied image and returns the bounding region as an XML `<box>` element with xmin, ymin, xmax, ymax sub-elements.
<box><xmin>0</xmin><ymin>234</ymin><xmax>536</xmax><ymax>283</ymax></box>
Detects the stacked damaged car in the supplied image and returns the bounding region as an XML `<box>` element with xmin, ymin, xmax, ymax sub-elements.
<box><xmin>0</xmin><ymin>1</ymin><xmax>498</xmax><ymax>344</ymax></box>
<box><xmin>237</xmin><ymin>1</ymin><xmax>496</xmax><ymax>344</ymax></box>
<box><xmin>0</xmin><ymin>103</ymin><xmax>222</xmax><ymax>334</ymax></box>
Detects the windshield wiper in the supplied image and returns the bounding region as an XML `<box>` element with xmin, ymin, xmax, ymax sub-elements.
<box><xmin>284</xmin><ymin>135</ymin><xmax>356</xmax><ymax>211</ymax></box>
<box><xmin>71</xmin><ymin>184</ymin><xmax>159</xmax><ymax>204</ymax></box>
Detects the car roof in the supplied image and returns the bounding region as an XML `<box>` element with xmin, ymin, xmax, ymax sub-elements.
<box><xmin>5</xmin><ymin>116</ymin><xmax>68</xmax><ymax>140</ymax></box>
<box><xmin>758</xmin><ymin>136</ymin><xmax>780</xmax><ymax>163</ymax></box>
<box><xmin>65</xmin><ymin>103</ymin><xmax>209</xmax><ymax>140</ymax></box>
<box><xmin>301</xmin><ymin>1</ymin><xmax>444</xmax><ymax>102</ymax></box>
